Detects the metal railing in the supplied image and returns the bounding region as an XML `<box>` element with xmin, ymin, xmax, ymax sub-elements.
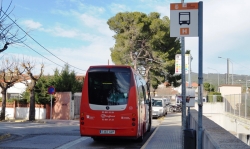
<box><xmin>224</xmin><ymin>94</ymin><xmax>250</xmax><ymax>119</ymax></box>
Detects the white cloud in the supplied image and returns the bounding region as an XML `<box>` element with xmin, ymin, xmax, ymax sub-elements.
<box><xmin>109</xmin><ymin>3</ymin><xmax>130</xmax><ymax>13</ymax></box>
<box><xmin>79</xmin><ymin>14</ymin><xmax>103</xmax><ymax>27</ymax></box>
<box><xmin>78</xmin><ymin>13</ymin><xmax>114</xmax><ymax>37</ymax></box>
<box><xmin>41</xmin><ymin>37</ymin><xmax>115</xmax><ymax>75</ymax></box>
<box><xmin>22</xmin><ymin>20</ymin><xmax>42</xmax><ymax>30</ymax></box>
<box><xmin>155</xmin><ymin>5</ymin><xmax>170</xmax><ymax>17</ymax></box>
<box><xmin>51</xmin><ymin>26</ymin><xmax>78</xmax><ymax>38</ymax></box>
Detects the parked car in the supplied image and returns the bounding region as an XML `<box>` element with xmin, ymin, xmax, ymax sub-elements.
<box><xmin>152</xmin><ymin>98</ymin><xmax>167</xmax><ymax>118</ymax></box>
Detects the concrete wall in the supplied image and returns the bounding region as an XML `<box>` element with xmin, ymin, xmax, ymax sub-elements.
<box><xmin>189</xmin><ymin>109</ymin><xmax>250</xmax><ymax>149</ymax></box>
<box><xmin>0</xmin><ymin>107</ymin><xmax>46</xmax><ymax>120</ymax></box>
<box><xmin>193</xmin><ymin>102</ymin><xmax>250</xmax><ymax>136</ymax></box>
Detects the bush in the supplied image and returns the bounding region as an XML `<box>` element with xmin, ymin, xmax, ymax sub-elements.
<box><xmin>17</xmin><ymin>98</ymin><xmax>28</xmax><ymax>104</ymax></box>
<box><xmin>207</xmin><ymin>92</ymin><xmax>223</xmax><ymax>102</ymax></box>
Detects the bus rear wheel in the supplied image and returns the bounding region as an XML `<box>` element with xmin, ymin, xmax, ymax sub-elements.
<box><xmin>147</xmin><ymin>118</ymin><xmax>152</xmax><ymax>132</ymax></box>
<box><xmin>136</xmin><ymin>132</ymin><xmax>144</xmax><ymax>142</ymax></box>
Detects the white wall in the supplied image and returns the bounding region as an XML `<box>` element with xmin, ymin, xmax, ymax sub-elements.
<box><xmin>219</xmin><ymin>86</ymin><xmax>241</xmax><ymax>96</ymax></box>
<box><xmin>0</xmin><ymin>107</ymin><xmax>46</xmax><ymax>120</ymax></box>
<box><xmin>0</xmin><ymin>107</ymin><xmax>15</xmax><ymax>119</ymax></box>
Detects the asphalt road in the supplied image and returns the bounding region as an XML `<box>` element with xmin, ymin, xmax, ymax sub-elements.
<box><xmin>0</xmin><ymin>117</ymin><xmax>164</xmax><ymax>149</ymax></box>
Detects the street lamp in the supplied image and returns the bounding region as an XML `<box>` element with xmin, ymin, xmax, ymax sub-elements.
<box><xmin>208</xmin><ymin>67</ymin><xmax>219</xmax><ymax>92</ymax></box>
<box><xmin>246</xmin><ymin>76</ymin><xmax>250</xmax><ymax>93</ymax></box>
<box><xmin>218</xmin><ymin>57</ymin><xmax>233</xmax><ymax>85</ymax></box>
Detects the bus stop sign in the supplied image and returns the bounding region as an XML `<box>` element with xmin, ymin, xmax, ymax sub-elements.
<box><xmin>170</xmin><ymin>2</ymin><xmax>199</xmax><ymax>37</ymax></box>
<box><xmin>48</xmin><ymin>86</ymin><xmax>55</xmax><ymax>94</ymax></box>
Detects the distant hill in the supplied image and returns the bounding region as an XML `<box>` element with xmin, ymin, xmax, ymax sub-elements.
<box><xmin>188</xmin><ymin>72</ymin><xmax>248</xmax><ymax>90</ymax></box>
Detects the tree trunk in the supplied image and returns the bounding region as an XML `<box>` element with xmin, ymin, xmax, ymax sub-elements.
<box><xmin>153</xmin><ymin>89</ymin><xmax>156</xmax><ymax>97</ymax></box>
<box><xmin>0</xmin><ymin>89</ymin><xmax>7</xmax><ymax>120</ymax></box>
<box><xmin>29</xmin><ymin>89</ymin><xmax>36</xmax><ymax>121</ymax></box>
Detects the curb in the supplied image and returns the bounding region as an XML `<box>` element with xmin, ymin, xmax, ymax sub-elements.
<box><xmin>0</xmin><ymin>119</ymin><xmax>45</xmax><ymax>123</ymax></box>
<box><xmin>141</xmin><ymin>125</ymin><xmax>159</xmax><ymax>149</ymax></box>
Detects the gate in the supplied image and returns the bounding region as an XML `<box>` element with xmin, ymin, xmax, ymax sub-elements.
<box><xmin>73</xmin><ymin>92</ymin><xmax>81</xmax><ymax>119</ymax></box>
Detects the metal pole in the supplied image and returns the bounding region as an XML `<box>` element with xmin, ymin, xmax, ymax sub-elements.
<box><xmin>246</xmin><ymin>76</ymin><xmax>248</xmax><ymax>118</ymax></box>
<box><xmin>218</xmin><ymin>72</ymin><xmax>219</xmax><ymax>91</ymax></box>
<box><xmin>187</xmin><ymin>54</ymin><xmax>191</xmax><ymax>129</ymax></box>
<box><xmin>231</xmin><ymin>61</ymin><xmax>233</xmax><ymax>85</ymax></box>
<box><xmin>50</xmin><ymin>94</ymin><xmax>52</xmax><ymax>120</ymax></box>
<box><xmin>181</xmin><ymin>36</ymin><xmax>186</xmax><ymax>149</ymax></box>
<box><xmin>180</xmin><ymin>1</ymin><xmax>186</xmax><ymax>149</ymax></box>
<box><xmin>198</xmin><ymin>1</ymin><xmax>203</xmax><ymax>149</ymax></box>
<box><xmin>227</xmin><ymin>58</ymin><xmax>229</xmax><ymax>84</ymax></box>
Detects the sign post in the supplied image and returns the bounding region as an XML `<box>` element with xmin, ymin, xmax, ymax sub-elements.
<box><xmin>48</xmin><ymin>86</ymin><xmax>55</xmax><ymax>120</ymax></box>
<box><xmin>170</xmin><ymin>1</ymin><xmax>202</xmax><ymax>149</ymax></box>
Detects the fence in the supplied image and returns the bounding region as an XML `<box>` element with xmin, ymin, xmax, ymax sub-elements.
<box><xmin>224</xmin><ymin>94</ymin><xmax>250</xmax><ymax>119</ymax></box>
<box><xmin>0</xmin><ymin>92</ymin><xmax>82</xmax><ymax>120</ymax></box>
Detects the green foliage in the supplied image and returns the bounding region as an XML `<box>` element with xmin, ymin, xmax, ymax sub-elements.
<box><xmin>107</xmin><ymin>12</ymin><xmax>181</xmax><ymax>88</ymax></box>
<box><xmin>50</xmin><ymin>64</ymin><xmax>83</xmax><ymax>94</ymax></box>
<box><xmin>207</xmin><ymin>92</ymin><xmax>223</xmax><ymax>102</ymax></box>
<box><xmin>35</xmin><ymin>75</ymin><xmax>54</xmax><ymax>104</ymax></box>
<box><xmin>7</xmin><ymin>98</ymin><xmax>18</xmax><ymax>103</ymax></box>
<box><xmin>17</xmin><ymin>98</ymin><xmax>28</xmax><ymax>104</ymax></box>
<box><xmin>20</xmin><ymin>89</ymin><xmax>30</xmax><ymax>102</ymax></box>
<box><xmin>204</xmin><ymin>82</ymin><xmax>215</xmax><ymax>92</ymax></box>
<box><xmin>20</xmin><ymin>75</ymin><xmax>54</xmax><ymax>105</ymax></box>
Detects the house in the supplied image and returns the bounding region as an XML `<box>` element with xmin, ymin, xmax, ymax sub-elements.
<box><xmin>175</xmin><ymin>82</ymin><xmax>198</xmax><ymax>96</ymax></box>
<box><xmin>0</xmin><ymin>74</ymin><xmax>30</xmax><ymax>99</ymax></box>
<box><xmin>219</xmin><ymin>85</ymin><xmax>242</xmax><ymax>96</ymax></box>
<box><xmin>152</xmin><ymin>82</ymin><xmax>179</xmax><ymax>100</ymax></box>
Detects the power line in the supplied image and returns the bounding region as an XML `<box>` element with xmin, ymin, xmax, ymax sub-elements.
<box><xmin>21</xmin><ymin>41</ymin><xmax>65</xmax><ymax>68</ymax></box>
<box><xmin>0</xmin><ymin>9</ymin><xmax>86</xmax><ymax>72</ymax></box>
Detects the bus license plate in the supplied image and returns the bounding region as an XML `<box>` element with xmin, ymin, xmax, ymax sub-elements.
<box><xmin>100</xmin><ymin>130</ymin><xmax>115</xmax><ymax>134</ymax></box>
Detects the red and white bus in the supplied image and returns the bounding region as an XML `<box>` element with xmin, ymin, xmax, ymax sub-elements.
<box><xmin>80</xmin><ymin>65</ymin><xmax>152</xmax><ymax>142</ymax></box>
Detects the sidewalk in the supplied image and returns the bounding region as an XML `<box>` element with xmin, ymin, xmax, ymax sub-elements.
<box><xmin>141</xmin><ymin>112</ymin><xmax>182</xmax><ymax>149</ymax></box>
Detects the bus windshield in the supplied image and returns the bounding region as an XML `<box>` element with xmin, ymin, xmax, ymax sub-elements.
<box><xmin>88</xmin><ymin>67</ymin><xmax>131</xmax><ymax>105</ymax></box>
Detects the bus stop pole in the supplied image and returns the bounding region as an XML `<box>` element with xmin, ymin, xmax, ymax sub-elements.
<box><xmin>181</xmin><ymin>1</ymin><xmax>186</xmax><ymax>149</ymax></box>
<box><xmin>198</xmin><ymin>1</ymin><xmax>203</xmax><ymax>149</ymax></box>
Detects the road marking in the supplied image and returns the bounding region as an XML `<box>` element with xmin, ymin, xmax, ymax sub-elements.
<box><xmin>55</xmin><ymin>137</ymin><xmax>89</xmax><ymax>149</ymax></box>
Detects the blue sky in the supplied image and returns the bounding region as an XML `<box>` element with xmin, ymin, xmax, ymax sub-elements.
<box><xmin>1</xmin><ymin>0</ymin><xmax>250</xmax><ymax>79</ymax></box>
